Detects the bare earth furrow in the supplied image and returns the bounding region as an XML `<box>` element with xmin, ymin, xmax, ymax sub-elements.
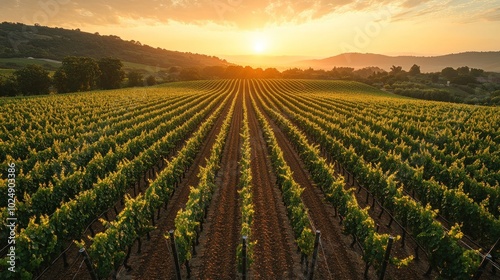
<box><xmin>190</xmin><ymin>86</ymin><xmax>243</xmax><ymax>279</ymax></box>
<box><xmin>126</xmin><ymin>87</ymin><xmax>236</xmax><ymax>280</ymax></box>
<box><xmin>245</xmin><ymin>84</ymin><xmax>302</xmax><ymax>279</ymax></box>
<box><xmin>251</xmin><ymin>85</ymin><xmax>366</xmax><ymax>280</ymax></box>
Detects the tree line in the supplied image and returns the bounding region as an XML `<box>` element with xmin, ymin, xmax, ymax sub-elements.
<box><xmin>1</xmin><ymin>58</ymin><xmax>495</xmax><ymax>104</ymax></box>
<box><xmin>0</xmin><ymin>56</ymin><xmax>157</xmax><ymax>96</ymax></box>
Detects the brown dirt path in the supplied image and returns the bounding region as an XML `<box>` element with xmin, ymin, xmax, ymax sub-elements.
<box><xmin>266</xmin><ymin>83</ymin><xmax>431</xmax><ymax>280</ymax></box>
<box><xmin>244</xmin><ymin>80</ymin><xmax>303</xmax><ymax>279</ymax></box>
<box><xmin>38</xmin><ymin>88</ymin><xmax>232</xmax><ymax>280</ymax></box>
<box><xmin>250</xmin><ymin>81</ymin><xmax>368</xmax><ymax>280</ymax></box>
<box><xmin>122</xmin><ymin>82</ymin><xmax>238</xmax><ymax>280</ymax></box>
<box><xmin>189</xmin><ymin>81</ymin><xmax>243</xmax><ymax>279</ymax></box>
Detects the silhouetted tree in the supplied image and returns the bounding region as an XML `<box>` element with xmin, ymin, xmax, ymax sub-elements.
<box><xmin>14</xmin><ymin>64</ymin><xmax>51</xmax><ymax>95</ymax></box>
<box><xmin>224</xmin><ymin>65</ymin><xmax>244</xmax><ymax>78</ymax></box>
<box><xmin>263</xmin><ymin>68</ymin><xmax>281</xmax><ymax>78</ymax></box>
<box><xmin>127</xmin><ymin>71</ymin><xmax>144</xmax><ymax>86</ymax></box>
<box><xmin>242</xmin><ymin>66</ymin><xmax>255</xmax><ymax>79</ymax></box>
<box><xmin>54</xmin><ymin>56</ymin><xmax>100</xmax><ymax>93</ymax></box>
<box><xmin>430</xmin><ymin>73</ymin><xmax>440</xmax><ymax>83</ymax></box>
<box><xmin>254</xmin><ymin>67</ymin><xmax>264</xmax><ymax>78</ymax></box>
<box><xmin>441</xmin><ymin>67</ymin><xmax>458</xmax><ymax>80</ymax></box>
<box><xmin>98</xmin><ymin>57</ymin><xmax>125</xmax><ymax>89</ymax></box>
<box><xmin>0</xmin><ymin>76</ymin><xmax>19</xmax><ymax>96</ymax></box>
<box><xmin>470</xmin><ymin>68</ymin><xmax>484</xmax><ymax>77</ymax></box>
<box><xmin>390</xmin><ymin>65</ymin><xmax>403</xmax><ymax>75</ymax></box>
<box><xmin>457</xmin><ymin>66</ymin><xmax>470</xmax><ymax>76</ymax></box>
<box><xmin>202</xmin><ymin>66</ymin><xmax>225</xmax><ymax>79</ymax></box>
<box><xmin>329</xmin><ymin>67</ymin><xmax>354</xmax><ymax>79</ymax></box>
<box><xmin>179</xmin><ymin>68</ymin><xmax>200</xmax><ymax>81</ymax></box>
<box><xmin>409</xmin><ymin>64</ymin><xmax>421</xmax><ymax>76</ymax></box>
<box><xmin>146</xmin><ymin>75</ymin><xmax>157</xmax><ymax>86</ymax></box>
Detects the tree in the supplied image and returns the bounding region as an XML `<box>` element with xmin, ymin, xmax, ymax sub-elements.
<box><xmin>54</xmin><ymin>56</ymin><xmax>101</xmax><ymax>93</ymax></box>
<box><xmin>202</xmin><ymin>66</ymin><xmax>225</xmax><ymax>79</ymax></box>
<box><xmin>242</xmin><ymin>66</ymin><xmax>255</xmax><ymax>79</ymax></box>
<box><xmin>14</xmin><ymin>64</ymin><xmax>51</xmax><ymax>95</ymax></box>
<box><xmin>390</xmin><ymin>65</ymin><xmax>403</xmax><ymax>75</ymax></box>
<box><xmin>179</xmin><ymin>68</ymin><xmax>200</xmax><ymax>81</ymax></box>
<box><xmin>146</xmin><ymin>75</ymin><xmax>156</xmax><ymax>86</ymax></box>
<box><xmin>224</xmin><ymin>65</ymin><xmax>244</xmax><ymax>78</ymax></box>
<box><xmin>441</xmin><ymin>67</ymin><xmax>458</xmax><ymax>80</ymax></box>
<box><xmin>0</xmin><ymin>76</ymin><xmax>19</xmax><ymax>97</ymax></box>
<box><xmin>329</xmin><ymin>67</ymin><xmax>354</xmax><ymax>79</ymax></box>
<box><xmin>53</xmin><ymin>68</ymin><xmax>69</xmax><ymax>93</ymax></box>
<box><xmin>409</xmin><ymin>64</ymin><xmax>421</xmax><ymax>76</ymax></box>
<box><xmin>98</xmin><ymin>57</ymin><xmax>125</xmax><ymax>89</ymax></box>
<box><xmin>470</xmin><ymin>68</ymin><xmax>484</xmax><ymax>77</ymax></box>
<box><xmin>429</xmin><ymin>73</ymin><xmax>440</xmax><ymax>83</ymax></box>
<box><xmin>263</xmin><ymin>68</ymin><xmax>281</xmax><ymax>79</ymax></box>
<box><xmin>127</xmin><ymin>71</ymin><xmax>143</xmax><ymax>87</ymax></box>
<box><xmin>457</xmin><ymin>66</ymin><xmax>470</xmax><ymax>76</ymax></box>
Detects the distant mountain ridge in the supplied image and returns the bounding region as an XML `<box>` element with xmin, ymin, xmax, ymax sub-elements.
<box><xmin>296</xmin><ymin>52</ymin><xmax>500</xmax><ymax>73</ymax></box>
<box><xmin>0</xmin><ymin>22</ymin><xmax>230</xmax><ymax>69</ymax></box>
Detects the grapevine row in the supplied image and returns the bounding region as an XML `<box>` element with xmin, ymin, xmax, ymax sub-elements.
<box><xmin>0</xmin><ymin>91</ymin><xmax>170</xmax><ymax>161</ymax></box>
<box><xmin>256</xmin><ymin>80</ymin><xmax>481</xmax><ymax>278</ymax></box>
<box><xmin>172</xmin><ymin>90</ymin><xmax>237</xmax><ymax>268</ymax></box>
<box><xmin>0</xmin><ymin>86</ymin><xmax>223</xmax><ymax>201</ymax></box>
<box><xmin>289</xmin><ymin>88</ymin><xmax>500</xmax><ymax>213</ymax></box>
<box><xmin>0</xmin><ymin>86</ymin><xmax>232</xmax><ymax>279</ymax></box>
<box><xmin>1</xmin><ymin>90</ymin><xmax>224</xmax><ymax>231</ymax></box>
<box><xmin>264</xmin><ymin>80</ymin><xmax>500</xmax><ymax>246</ymax></box>
<box><xmin>86</xmin><ymin>88</ymin><xmax>233</xmax><ymax>278</ymax></box>
<box><xmin>237</xmin><ymin>93</ymin><xmax>255</xmax><ymax>271</ymax></box>
<box><xmin>249</xmin><ymin>89</ymin><xmax>315</xmax><ymax>260</ymax></box>
<box><xmin>251</xmin><ymin>80</ymin><xmax>409</xmax><ymax>275</ymax></box>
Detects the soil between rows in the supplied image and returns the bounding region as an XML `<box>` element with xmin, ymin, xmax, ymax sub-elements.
<box><xmin>250</xmin><ymin>85</ymin><xmax>369</xmax><ymax>280</ymax></box>
<box><xmin>36</xmin><ymin>80</ymin><xmax>461</xmax><ymax>280</ymax></box>
<box><xmin>124</xmin><ymin>88</ymin><xmax>238</xmax><ymax>280</ymax></box>
<box><xmin>244</xmin><ymin>82</ymin><xmax>303</xmax><ymax>279</ymax></box>
<box><xmin>188</xmin><ymin>84</ymin><xmax>243</xmax><ymax>279</ymax></box>
<box><xmin>269</xmin><ymin>85</ymin><xmax>434</xmax><ymax>279</ymax></box>
<box><xmin>38</xmin><ymin>91</ymin><xmax>228</xmax><ymax>280</ymax></box>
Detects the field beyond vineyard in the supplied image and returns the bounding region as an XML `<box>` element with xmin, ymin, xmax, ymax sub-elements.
<box><xmin>1</xmin><ymin>79</ymin><xmax>498</xmax><ymax>279</ymax></box>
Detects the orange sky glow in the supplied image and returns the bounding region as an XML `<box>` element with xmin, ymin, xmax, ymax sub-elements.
<box><xmin>1</xmin><ymin>0</ymin><xmax>499</xmax><ymax>58</ymax></box>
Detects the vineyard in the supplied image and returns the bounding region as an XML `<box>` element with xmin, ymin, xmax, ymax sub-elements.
<box><xmin>1</xmin><ymin>79</ymin><xmax>499</xmax><ymax>279</ymax></box>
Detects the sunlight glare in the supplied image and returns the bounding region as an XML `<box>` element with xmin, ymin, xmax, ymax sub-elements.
<box><xmin>253</xmin><ymin>39</ymin><xmax>266</xmax><ymax>54</ymax></box>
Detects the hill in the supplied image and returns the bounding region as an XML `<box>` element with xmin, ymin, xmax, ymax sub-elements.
<box><xmin>0</xmin><ymin>22</ymin><xmax>230</xmax><ymax>69</ymax></box>
<box><xmin>297</xmin><ymin>52</ymin><xmax>500</xmax><ymax>73</ymax></box>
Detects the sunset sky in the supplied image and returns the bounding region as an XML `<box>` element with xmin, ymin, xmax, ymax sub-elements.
<box><xmin>1</xmin><ymin>0</ymin><xmax>499</xmax><ymax>58</ymax></box>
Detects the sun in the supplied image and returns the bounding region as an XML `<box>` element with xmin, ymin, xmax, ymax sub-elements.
<box><xmin>253</xmin><ymin>39</ymin><xmax>267</xmax><ymax>54</ymax></box>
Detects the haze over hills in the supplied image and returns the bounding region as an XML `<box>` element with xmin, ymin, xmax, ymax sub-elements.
<box><xmin>218</xmin><ymin>55</ymin><xmax>313</xmax><ymax>70</ymax></box>
<box><xmin>0</xmin><ymin>22</ymin><xmax>230</xmax><ymax>69</ymax></box>
<box><xmin>296</xmin><ymin>52</ymin><xmax>500</xmax><ymax>73</ymax></box>
<box><xmin>1</xmin><ymin>22</ymin><xmax>498</xmax><ymax>74</ymax></box>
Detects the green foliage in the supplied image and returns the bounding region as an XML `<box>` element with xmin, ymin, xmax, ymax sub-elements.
<box><xmin>0</xmin><ymin>22</ymin><xmax>229</xmax><ymax>69</ymax></box>
<box><xmin>172</xmin><ymin>92</ymin><xmax>235</xmax><ymax>264</ymax></box>
<box><xmin>390</xmin><ymin>65</ymin><xmax>403</xmax><ymax>75</ymax></box>
<box><xmin>0</xmin><ymin>75</ymin><xmax>19</xmax><ymax>96</ymax></box>
<box><xmin>257</xmin><ymin>78</ymin><xmax>489</xmax><ymax>277</ymax></box>
<box><xmin>394</xmin><ymin>88</ymin><xmax>453</xmax><ymax>102</ymax></box>
<box><xmin>441</xmin><ymin>67</ymin><xmax>458</xmax><ymax>80</ymax></box>
<box><xmin>251</xmin><ymin>91</ymin><xmax>316</xmax><ymax>257</ymax></box>
<box><xmin>146</xmin><ymin>75</ymin><xmax>157</xmax><ymax>86</ymax></box>
<box><xmin>255</xmin><ymin>87</ymin><xmax>400</xmax><ymax>271</ymax></box>
<box><xmin>408</xmin><ymin>64</ymin><xmax>421</xmax><ymax>76</ymax></box>
<box><xmin>13</xmin><ymin>64</ymin><xmax>51</xmax><ymax>95</ymax></box>
<box><xmin>2</xmin><ymin>83</ymin><xmax>228</xmax><ymax>277</ymax></box>
<box><xmin>237</xmin><ymin>97</ymin><xmax>255</xmax><ymax>271</ymax></box>
<box><xmin>98</xmin><ymin>57</ymin><xmax>125</xmax><ymax>89</ymax></box>
<box><xmin>127</xmin><ymin>70</ymin><xmax>143</xmax><ymax>87</ymax></box>
<box><xmin>54</xmin><ymin>56</ymin><xmax>100</xmax><ymax>93</ymax></box>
